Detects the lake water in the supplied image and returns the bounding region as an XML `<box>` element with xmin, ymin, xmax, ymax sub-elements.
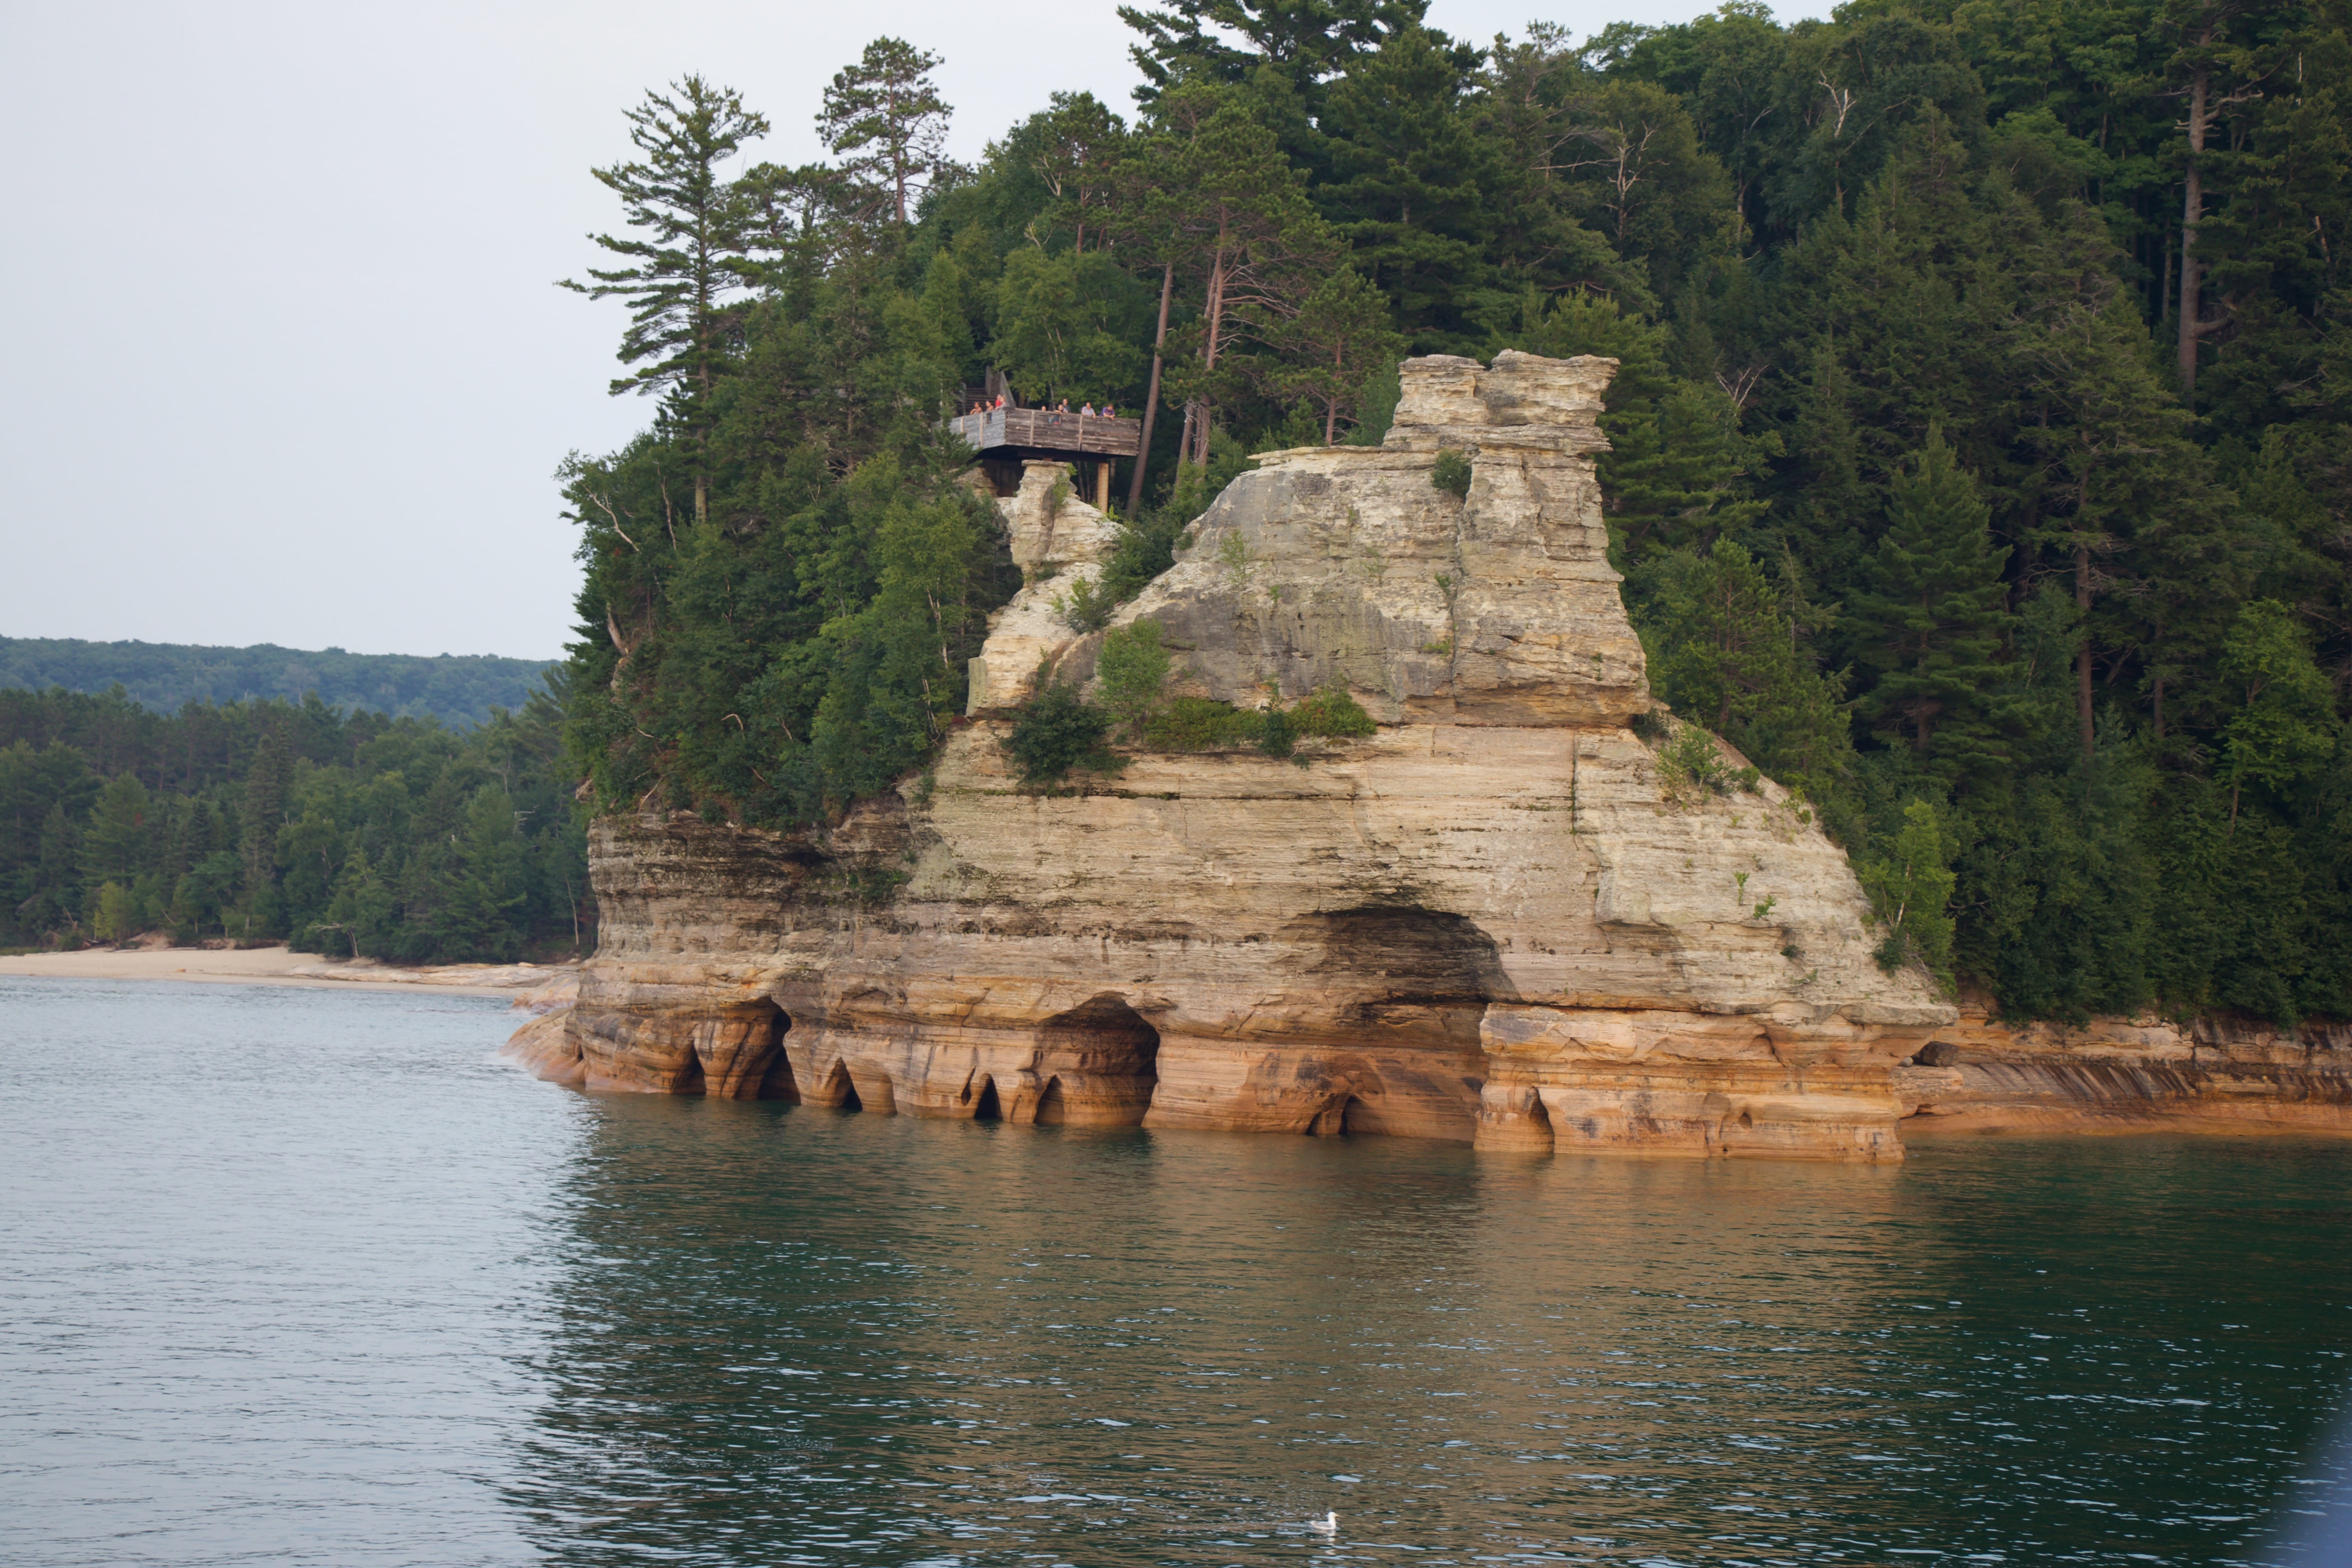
<box><xmin>4</xmin><ymin>979</ymin><xmax>2350</xmax><ymax>1567</ymax></box>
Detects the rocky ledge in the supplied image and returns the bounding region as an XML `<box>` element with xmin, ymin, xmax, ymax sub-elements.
<box><xmin>513</xmin><ymin>351</ymin><xmax>2351</xmax><ymax>1158</ymax></box>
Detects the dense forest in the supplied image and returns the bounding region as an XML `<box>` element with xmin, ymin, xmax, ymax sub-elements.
<box><xmin>0</xmin><ymin>682</ymin><xmax>590</xmax><ymax>960</ymax></box>
<box><xmin>0</xmin><ymin>638</ymin><xmax>557</xmax><ymax>729</ymax></box>
<box><xmin>555</xmin><ymin>0</ymin><xmax>2350</xmax><ymax>1025</ymax></box>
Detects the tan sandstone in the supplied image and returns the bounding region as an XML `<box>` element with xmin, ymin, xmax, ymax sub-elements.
<box><xmin>515</xmin><ymin>351</ymin><xmax>2350</xmax><ymax>1157</ymax></box>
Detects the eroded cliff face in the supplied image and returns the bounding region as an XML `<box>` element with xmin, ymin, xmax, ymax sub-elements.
<box><xmin>519</xmin><ymin>351</ymin><xmax>2350</xmax><ymax>1157</ymax></box>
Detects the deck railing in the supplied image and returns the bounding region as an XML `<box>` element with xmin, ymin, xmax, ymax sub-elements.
<box><xmin>946</xmin><ymin>407</ymin><xmax>1141</xmax><ymax>458</ymax></box>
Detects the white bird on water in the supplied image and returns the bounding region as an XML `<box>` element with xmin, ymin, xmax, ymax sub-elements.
<box><xmin>1312</xmin><ymin>1510</ymin><xmax>1338</xmax><ymax>1534</ymax></box>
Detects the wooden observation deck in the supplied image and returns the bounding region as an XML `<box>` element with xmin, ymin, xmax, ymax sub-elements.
<box><xmin>947</xmin><ymin>405</ymin><xmax>1142</xmax><ymax>505</ymax></box>
<box><xmin>946</xmin><ymin>407</ymin><xmax>1142</xmax><ymax>461</ymax></box>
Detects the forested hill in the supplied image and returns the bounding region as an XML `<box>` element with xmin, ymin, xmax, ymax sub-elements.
<box><xmin>0</xmin><ymin>637</ymin><xmax>556</xmax><ymax>729</ymax></box>
<box><xmin>548</xmin><ymin>0</ymin><xmax>2349</xmax><ymax>1024</ymax></box>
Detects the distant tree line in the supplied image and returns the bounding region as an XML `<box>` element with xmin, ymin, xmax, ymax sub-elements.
<box><xmin>558</xmin><ymin>0</ymin><xmax>2350</xmax><ymax>1025</ymax></box>
<box><xmin>0</xmin><ymin>637</ymin><xmax>557</xmax><ymax>729</ymax></box>
<box><xmin>0</xmin><ymin>681</ymin><xmax>588</xmax><ymax>960</ymax></box>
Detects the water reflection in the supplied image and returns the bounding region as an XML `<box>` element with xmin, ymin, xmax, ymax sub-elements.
<box><xmin>508</xmin><ymin>1100</ymin><xmax>2352</xmax><ymax>1564</ymax></box>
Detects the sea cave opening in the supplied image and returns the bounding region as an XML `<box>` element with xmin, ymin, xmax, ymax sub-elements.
<box><xmin>1036</xmin><ymin>995</ymin><xmax>1161</xmax><ymax>1127</ymax></box>
<box><xmin>756</xmin><ymin>1003</ymin><xmax>799</xmax><ymax>1102</ymax></box>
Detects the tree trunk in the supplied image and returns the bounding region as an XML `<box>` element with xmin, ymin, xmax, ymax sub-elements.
<box><xmin>1196</xmin><ymin>251</ymin><xmax>1228</xmax><ymax>465</ymax></box>
<box><xmin>696</xmin><ymin>358</ymin><xmax>711</xmax><ymax>526</ymax></box>
<box><xmin>1128</xmin><ymin>264</ymin><xmax>1174</xmax><ymax>516</ymax></box>
<box><xmin>2075</xmin><ymin>542</ymin><xmax>2096</xmax><ymax>759</ymax></box>
<box><xmin>2176</xmin><ymin>46</ymin><xmax>2210</xmax><ymax>397</ymax></box>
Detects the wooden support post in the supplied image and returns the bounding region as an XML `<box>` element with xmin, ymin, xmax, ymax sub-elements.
<box><xmin>1096</xmin><ymin>462</ymin><xmax>1111</xmax><ymax>512</ymax></box>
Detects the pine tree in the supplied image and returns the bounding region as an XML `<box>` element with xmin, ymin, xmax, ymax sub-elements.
<box><xmin>1119</xmin><ymin>0</ymin><xmax>1429</xmax><ymax>110</ymax></box>
<box><xmin>1273</xmin><ymin>266</ymin><xmax>1403</xmax><ymax>443</ymax></box>
<box><xmin>562</xmin><ymin>76</ymin><xmax>769</xmax><ymax>526</ymax></box>
<box><xmin>1144</xmin><ymin>86</ymin><xmax>1337</xmax><ymax>464</ymax></box>
<box><xmin>1506</xmin><ymin>289</ymin><xmax>1766</xmax><ymax>564</ymax></box>
<box><xmin>1843</xmin><ymin>428</ymin><xmax>2016</xmax><ymax>782</ymax></box>
<box><xmin>1313</xmin><ymin>22</ymin><xmax>1496</xmax><ymax>348</ymax></box>
<box><xmin>240</xmin><ymin>721</ymin><xmax>291</xmax><ymax>932</ymax></box>
<box><xmin>816</xmin><ymin>38</ymin><xmax>951</xmax><ymax>229</ymax></box>
<box><xmin>79</xmin><ymin>774</ymin><xmax>152</xmax><ymax>887</ymax></box>
<box><xmin>1778</xmin><ymin>341</ymin><xmax>1873</xmax><ymax>600</ymax></box>
<box><xmin>1642</xmin><ymin>540</ymin><xmax>1856</xmax><ymax>812</ymax></box>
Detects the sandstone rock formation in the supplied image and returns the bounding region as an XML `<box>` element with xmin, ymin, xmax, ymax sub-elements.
<box><xmin>514</xmin><ymin>351</ymin><xmax>2350</xmax><ymax>1156</ymax></box>
<box><xmin>1893</xmin><ymin>1006</ymin><xmax>2352</xmax><ymax>1135</ymax></box>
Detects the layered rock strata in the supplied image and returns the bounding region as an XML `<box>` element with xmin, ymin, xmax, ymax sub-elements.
<box><xmin>1894</xmin><ymin>1009</ymin><xmax>2352</xmax><ymax>1135</ymax></box>
<box><xmin>518</xmin><ymin>350</ymin><xmax>2350</xmax><ymax>1158</ymax></box>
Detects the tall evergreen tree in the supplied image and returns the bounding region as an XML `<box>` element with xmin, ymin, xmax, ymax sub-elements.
<box><xmin>1145</xmin><ymin>86</ymin><xmax>1337</xmax><ymax>463</ymax></box>
<box><xmin>1843</xmin><ymin>428</ymin><xmax>2016</xmax><ymax>782</ymax></box>
<box><xmin>1643</xmin><ymin>539</ymin><xmax>1856</xmax><ymax>812</ymax></box>
<box><xmin>562</xmin><ymin>76</ymin><xmax>770</xmax><ymax>525</ymax></box>
<box><xmin>1119</xmin><ymin>0</ymin><xmax>1429</xmax><ymax>109</ymax></box>
<box><xmin>1313</xmin><ymin>22</ymin><xmax>1495</xmax><ymax>349</ymax></box>
<box><xmin>1273</xmin><ymin>266</ymin><xmax>1403</xmax><ymax>443</ymax></box>
<box><xmin>816</xmin><ymin>38</ymin><xmax>953</xmax><ymax>230</ymax></box>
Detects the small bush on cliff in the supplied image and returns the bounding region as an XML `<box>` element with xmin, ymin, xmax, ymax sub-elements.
<box><xmin>1257</xmin><ymin>704</ymin><xmax>1296</xmax><ymax>759</ymax></box>
<box><xmin>1096</xmin><ymin>622</ymin><xmax>1172</xmax><ymax>740</ymax></box>
<box><xmin>1054</xmin><ymin>573</ymin><xmax>1117</xmax><ymax>633</ymax></box>
<box><xmin>1139</xmin><ymin>686</ymin><xmax>1376</xmax><ymax>755</ymax></box>
<box><xmin>1658</xmin><ymin>724</ymin><xmax>1759</xmax><ymax>800</ymax></box>
<box><xmin>1288</xmin><ymin>686</ymin><xmax>1376</xmax><ymax>739</ymax></box>
<box><xmin>1144</xmin><ymin>696</ymin><xmax>1265</xmax><ymax>751</ymax></box>
<box><xmin>1430</xmin><ymin>448</ymin><xmax>1472</xmax><ymax>499</ymax></box>
<box><xmin>1003</xmin><ymin>683</ymin><xmax>1122</xmax><ymax>785</ymax></box>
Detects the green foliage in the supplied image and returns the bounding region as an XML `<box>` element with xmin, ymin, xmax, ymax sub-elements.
<box><xmin>1140</xmin><ymin>686</ymin><xmax>1374</xmax><ymax>753</ymax></box>
<box><xmin>0</xmin><ymin>682</ymin><xmax>588</xmax><ymax>960</ymax></box>
<box><xmin>1276</xmin><ymin>267</ymin><xmax>1405</xmax><ymax>441</ymax></box>
<box><xmin>536</xmin><ymin>9</ymin><xmax>2352</xmax><ymax>1024</ymax></box>
<box><xmin>1429</xmin><ymin>448</ymin><xmax>1471</xmax><ymax>498</ymax></box>
<box><xmin>1002</xmin><ymin>682</ymin><xmax>1122</xmax><ymax>785</ymax></box>
<box><xmin>1655</xmin><ymin>723</ymin><xmax>1760</xmax><ymax>800</ymax></box>
<box><xmin>91</xmin><ymin>881</ymin><xmax>140</xmax><ymax>944</ymax></box>
<box><xmin>0</xmin><ymin>639</ymin><xmax>552</xmax><ymax>728</ymax></box>
<box><xmin>1096</xmin><ymin>621</ymin><xmax>1173</xmax><ymax>740</ymax></box>
<box><xmin>1640</xmin><ymin>541</ymin><xmax>1853</xmax><ymax>826</ymax></box>
<box><xmin>559</xmin><ymin>74</ymin><xmax>769</xmax><ymax>527</ymax></box>
<box><xmin>993</xmin><ymin>249</ymin><xmax>1151</xmax><ymax>404</ymax></box>
<box><xmin>1144</xmin><ymin>696</ymin><xmax>1265</xmax><ymax>751</ymax></box>
<box><xmin>817</xmin><ymin>38</ymin><xmax>951</xmax><ymax>228</ymax></box>
<box><xmin>1054</xmin><ymin>573</ymin><xmax>1118</xmax><ymax>633</ymax></box>
<box><xmin>1859</xmin><ymin>799</ymin><xmax>1959</xmax><ymax>988</ymax></box>
<box><xmin>2218</xmin><ymin>601</ymin><xmax>2341</xmax><ymax>815</ymax></box>
<box><xmin>1287</xmin><ymin>685</ymin><xmax>1377</xmax><ymax>738</ymax></box>
<box><xmin>1344</xmin><ymin>360</ymin><xmax>1401</xmax><ymax>445</ymax></box>
<box><xmin>1841</xmin><ymin>428</ymin><xmax>2017</xmax><ymax>783</ymax></box>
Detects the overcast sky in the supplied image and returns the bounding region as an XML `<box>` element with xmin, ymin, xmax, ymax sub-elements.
<box><xmin>0</xmin><ymin>0</ymin><xmax>1828</xmax><ymax>661</ymax></box>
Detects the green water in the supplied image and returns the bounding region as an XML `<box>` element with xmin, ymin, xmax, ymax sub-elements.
<box><xmin>3</xmin><ymin>979</ymin><xmax>2348</xmax><ymax>1565</ymax></box>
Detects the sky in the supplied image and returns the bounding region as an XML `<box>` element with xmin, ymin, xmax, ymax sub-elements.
<box><xmin>0</xmin><ymin>0</ymin><xmax>1829</xmax><ymax>661</ymax></box>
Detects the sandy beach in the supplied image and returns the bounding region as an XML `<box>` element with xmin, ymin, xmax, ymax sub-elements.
<box><xmin>0</xmin><ymin>944</ymin><xmax>579</xmax><ymax>1002</ymax></box>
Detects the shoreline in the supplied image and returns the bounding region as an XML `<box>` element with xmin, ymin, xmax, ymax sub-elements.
<box><xmin>0</xmin><ymin>944</ymin><xmax>579</xmax><ymax>1003</ymax></box>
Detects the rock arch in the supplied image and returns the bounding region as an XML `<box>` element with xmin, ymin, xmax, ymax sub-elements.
<box><xmin>1473</xmin><ymin>1083</ymin><xmax>1555</xmax><ymax>1154</ymax></box>
<box><xmin>816</xmin><ymin>1060</ymin><xmax>862</xmax><ymax>1112</ymax></box>
<box><xmin>689</xmin><ymin>999</ymin><xmax>790</xmax><ymax>1099</ymax></box>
